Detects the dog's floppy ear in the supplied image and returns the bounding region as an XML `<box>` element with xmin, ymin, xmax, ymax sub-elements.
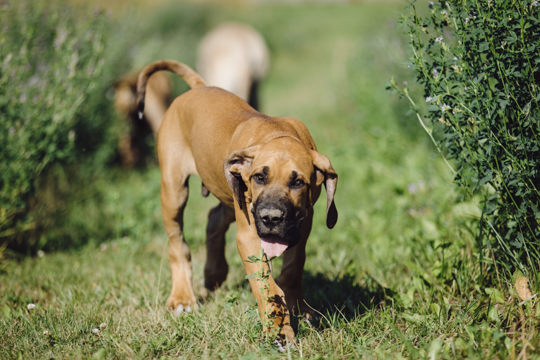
<box><xmin>310</xmin><ymin>150</ymin><xmax>338</xmax><ymax>229</ymax></box>
<box><xmin>224</xmin><ymin>145</ymin><xmax>260</xmax><ymax>210</ymax></box>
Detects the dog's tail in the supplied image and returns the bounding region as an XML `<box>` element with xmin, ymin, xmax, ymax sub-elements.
<box><xmin>136</xmin><ymin>60</ymin><xmax>206</xmax><ymax>120</ymax></box>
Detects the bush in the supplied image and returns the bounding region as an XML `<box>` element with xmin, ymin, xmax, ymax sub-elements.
<box><xmin>390</xmin><ymin>0</ymin><xmax>540</xmax><ymax>277</ymax></box>
<box><xmin>0</xmin><ymin>1</ymin><xmax>124</xmax><ymax>248</ymax></box>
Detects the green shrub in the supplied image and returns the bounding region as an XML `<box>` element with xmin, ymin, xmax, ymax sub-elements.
<box><xmin>390</xmin><ymin>0</ymin><xmax>540</xmax><ymax>278</ymax></box>
<box><xmin>0</xmin><ymin>1</ymin><xmax>124</xmax><ymax>247</ymax></box>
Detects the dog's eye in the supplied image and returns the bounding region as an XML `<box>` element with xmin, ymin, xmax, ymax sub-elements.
<box><xmin>291</xmin><ymin>179</ymin><xmax>305</xmax><ymax>188</ymax></box>
<box><xmin>253</xmin><ymin>174</ymin><xmax>265</xmax><ymax>184</ymax></box>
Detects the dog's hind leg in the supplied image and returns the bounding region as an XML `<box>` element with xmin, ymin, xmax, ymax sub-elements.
<box><xmin>204</xmin><ymin>202</ymin><xmax>235</xmax><ymax>290</ymax></box>
<box><xmin>158</xmin><ymin>129</ymin><xmax>198</xmax><ymax>313</ymax></box>
<box><xmin>161</xmin><ymin>173</ymin><xmax>197</xmax><ymax>313</ymax></box>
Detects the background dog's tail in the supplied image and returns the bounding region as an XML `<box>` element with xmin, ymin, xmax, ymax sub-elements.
<box><xmin>136</xmin><ymin>60</ymin><xmax>206</xmax><ymax>119</ymax></box>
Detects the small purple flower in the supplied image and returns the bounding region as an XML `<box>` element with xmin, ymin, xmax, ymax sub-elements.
<box><xmin>435</xmin><ymin>36</ymin><xmax>444</xmax><ymax>45</ymax></box>
<box><xmin>533</xmin><ymin>0</ymin><xmax>539</xmax><ymax>6</ymax></box>
<box><xmin>429</xmin><ymin>1</ymin><xmax>434</xmax><ymax>8</ymax></box>
<box><xmin>426</xmin><ymin>96</ymin><xmax>433</xmax><ymax>103</ymax></box>
<box><xmin>433</xmin><ymin>69</ymin><xmax>439</xmax><ymax>78</ymax></box>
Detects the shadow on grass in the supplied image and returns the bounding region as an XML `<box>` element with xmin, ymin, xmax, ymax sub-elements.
<box><xmin>302</xmin><ymin>271</ymin><xmax>395</xmax><ymax>322</ymax></box>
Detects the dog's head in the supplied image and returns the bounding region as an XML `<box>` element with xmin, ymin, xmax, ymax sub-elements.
<box><xmin>224</xmin><ymin>137</ymin><xmax>337</xmax><ymax>259</ymax></box>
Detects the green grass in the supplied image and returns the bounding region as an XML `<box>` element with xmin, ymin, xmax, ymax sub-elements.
<box><xmin>2</xmin><ymin>1</ymin><xmax>540</xmax><ymax>358</ymax></box>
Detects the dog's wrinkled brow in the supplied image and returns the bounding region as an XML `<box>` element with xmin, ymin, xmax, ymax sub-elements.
<box><xmin>262</xmin><ymin>166</ymin><xmax>269</xmax><ymax>175</ymax></box>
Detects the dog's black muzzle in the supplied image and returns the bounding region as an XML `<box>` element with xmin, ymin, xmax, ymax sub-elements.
<box><xmin>252</xmin><ymin>195</ymin><xmax>305</xmax><ymax>249</ymax></box>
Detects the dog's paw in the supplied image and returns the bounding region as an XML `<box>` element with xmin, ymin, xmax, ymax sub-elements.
<box><xmin>274</xmin><ymin>339</ymin><xmax>295</xmax><ymax>353</ymax></box>
<box><xmin>172</xmin><ymin>304</ymin><xmax>195</xmax><ymax>316</ymax></box>
<box><xmin>167</xmin><ymin>299</ymin><xmax>199</xmax><ymax>316</ymax></box>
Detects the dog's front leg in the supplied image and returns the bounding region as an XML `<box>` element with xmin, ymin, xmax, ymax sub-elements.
<box><xmin>236</xmin><ymin>233</ymin><xmax>296</xmax><ymax>345</ymax></box>
<box><xmin>278</xmin><ymin>209</ymin><xmax>317</xmax><ymax>320</ymax></box>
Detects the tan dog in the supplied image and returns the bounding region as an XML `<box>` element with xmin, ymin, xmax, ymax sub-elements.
<box><xmin>137</xmin><ymin>60</ymin><xmax>337</xmax><ymax>345</ymax></box>
<box><xmin>114</xmin><ymin>71</ymin><xmax>171</xmax><ymax>166</ymax></box>
<box><xmin>197</xmin><ymin>22</ymin><xmax>269</xmax><ymax>110</ymax></box>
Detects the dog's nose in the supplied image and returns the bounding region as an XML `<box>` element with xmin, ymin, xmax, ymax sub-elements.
<box><xmin>259</xmin><ymin>208</ymin><xmax>284</xmax><ymax>226</ymax></box>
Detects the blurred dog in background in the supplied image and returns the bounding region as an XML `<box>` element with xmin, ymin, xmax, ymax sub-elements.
<box><xmin>113</xmin><ymin>22</ymin><xmax>269</xmax><ymax>165</ymax></box>
<box><xmin>114</xmin><ymin>71</ymin><xmax>171</xmax><ymax>166</ymax></box>
<box><xmin>197</xmin><ymin>22</ymin><xmax>269</xmax><ymax>110</ymax></box>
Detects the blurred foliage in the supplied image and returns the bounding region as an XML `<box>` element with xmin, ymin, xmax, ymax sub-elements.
<box><xmin>0</xmin><ymin>0</ymin><xmax>215</xmax><ymax>253</ymax></box>
<box><xmin>0</xmin><ymin>0</ymin><xmax>132</xmax><ymax>251</ymax></box>
<box><xmin>391</xmin><ymin>0</ymin><xmax>540</xmax><ymax>280</ymax></box>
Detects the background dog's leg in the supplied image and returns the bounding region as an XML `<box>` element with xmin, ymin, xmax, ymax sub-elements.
<box><xmin>236</xmin><ymin>234</ymin><xmax>296</xmax><ymax>345</ymax></box>
<box><xmin>204</xmin><ymin>202</ymin><xmax>235</xmax><ymax>290</ymax></box>
<box><xmin>278</xmin><ymin>208</ymin><xmax>316</xmax><ymax>320</ymax></box>
<box><xmin>161</xmin><ymin>171</ymin><xmax>197</xmax><ymax>313</ymax></box>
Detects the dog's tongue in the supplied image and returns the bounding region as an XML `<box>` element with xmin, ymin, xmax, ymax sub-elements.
<box><xmin>261</xmin><ymin>237</ymin><xmax>288</xmax><ymax>259</ymax></box>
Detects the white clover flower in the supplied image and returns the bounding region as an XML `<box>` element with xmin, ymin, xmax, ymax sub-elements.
<box><xmin>43</xmin><ymin>330</ymin><xmax>50</xmax><ymax>336</ymax></box>
<box><xmin>27</xmin><ymin>303</ymin><xmax>36</xmax><ymax>310</ymax></box>
<box><xmin>37</xmin><ymin>250</ymin><xmax>45</xmax><ymax>258</ymax></box>
<box><xmin>99</xmin><ymin>323</ymin><xmax>107</xmax><ymax>329</ymax></box>
<box><xmin>99</xmin><ymin>243</ymin><xmax>108</xmax><ymax>251</ymax></box>
<box><xmin>92</xmin><ymin>328</ymin><xmax>100</xmax><ymax>335</ymax></box>
<box><xmin>441</xmin><ymin>104</ymin><xmax>451</xmax><ymax>113</ymax></box>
